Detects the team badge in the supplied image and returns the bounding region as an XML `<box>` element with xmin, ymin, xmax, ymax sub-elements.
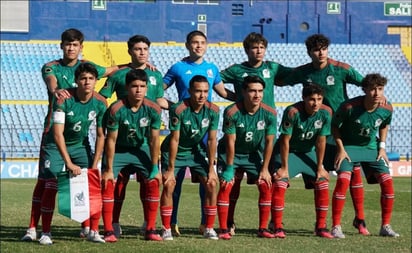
<box><xmin>149</xmin><ymin>76</ymin><xmax>156</xmax><ymax>85</ymax></box>
<box><xmin>314</xmin><ymin>120</ymin><xmax>323</xmax><ymax>129</ymax></box>
<box><xmin>201</xmin><ymin>118</ymin><xmax>209</xmax><ymax>128</ymax></box>
<box><xmin>283</xmin><ymin>121</ymin><xmax>292</xmax><ymax>128</ymax></box>
<box><xmin>172</xmin><ymin>117</ymin><xmax>179</xmax><ymax>126</ymax></box>
<box><xmin>375</xmin><ymin>118</ymin><xmax>382</xmax><ymax>127</ymax></box>
<box><xmin>88</xmin><ymin>111</ymin><xmax>96</xmax><ymax>121</ymax></box>
<box><xmin>326</xmin><ymin>75</ymin><xmax>335</xmax><ymax>85</ymax></box>
<box><xmin>140</xmin><ymin>117</ymin><xmax>149</xmax><ymax>127</ymax></box>
<box><xmin>207</xmin><ymin>69</ymin><xmax>214</xmax><ymax>78</ymax></box>
<box><xmin>262</xmin><ymin>69</ymin><xmax>270</xmax><ymax>78</ymax></box>
<box><xmin>257</xmin><ymin>120</ymin><xmax>265</xmax><ymax>130</ymax></box>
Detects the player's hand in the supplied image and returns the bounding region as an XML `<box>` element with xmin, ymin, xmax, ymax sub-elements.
<box><xmin>145</xmin><ymin>62</ymin><xmax>157</xmax><ymax>71</ymax></box>
<box><xmin>378</xmin><ymin>96</ymin><xmax>388</xmax><ymax>106</ymax></box>
<box><xmin>66</xmin><ymin>163</ymin><xmax>81</xmax><ymax>176</ymax></box>
<box><xmin>274</xmin><ymin>167</ymin><xmax>289</xmax><ymax>181</ymax></box>
<box><xmin>258</xmin><ymin>169</ymin><xmax>272</xmax><ymax>188</ymax></box>
<box><xmin>334</xmin><ymin>150</ymin><xmax>351</xmax><ymax>171</ymax></box>
<box><xmin>377</xmin><ymin>148</ymin><xmax>389</xmax><ymax>165</ymax></box>
<box><xmin>219</xmin><ymin>178</ymin><xmax>234</xmax><ymax>190</ymax></box>
<box><xmin>316</xmin><ymin>165</ymin><xmax>329</xmax><ymax>182</ymax></box>
<box><xmin>207</xmin><ymin>170</ymin><xmax>218</xmax><ymax>185</ymax></box>
<box><xmin>101</xmin><ymin>170</ymin><xmax>114</xmax><ymax>190</ymax></box>
<box><xmin>54</xmin><ymin>89</ymin><xmax>71</xmax><ymax>99</ymax></box>
<box><xmin>162</xmin><ymin>170</ymin><xmax>176</xmax><ymax>185</ymax></box>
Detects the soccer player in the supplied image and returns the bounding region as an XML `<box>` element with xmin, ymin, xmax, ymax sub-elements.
<box><xmin>276</xmin><ymin>33</ymin><xmax>370</xmax><ymax>235</ymax></box>
<box><xmin>99</xmin><ymin>34</ymin><xmax>167</xmax><ymax>238</ymax></box>
<box><xmin>21</xmin><ymin>28</ymin><xmax>117</xmax><ymax>242</ymax></box>
<box><xmin>101</xmin><ymin>69</ymin><xmax>162</xmax><ymax>242</ymax></box>
<box><xmin>219</xmin><ymin>32</ymin><xmax>291</xmax><ymax>235</ymax></box>
<box><xmin>330</xmin><ymin>73</ymin><xmax>399</xmax><ymax>238</ymax></box>
<box><xmin>217</xmin><ymin>75</ymin><xmax>277</xmax><ymax>240</ymax></box>
<box><xmin>160</xmin><ymin>75</ymin><xmax>220</xmax><ymax>241</ymax></box>
<box><xmin>37</xmin><ymin>63</ymin><xmax>107</xmax><ymax>245</ymax></box>
<box><xmin>271</xmin><ymin>84</ymin><xmax>334</xmax><ymax>239</ymax></box>
<box><xmin>163</xmin><ymin>30</ymin><xmax>235</xmax><ymax>235</ymax></box>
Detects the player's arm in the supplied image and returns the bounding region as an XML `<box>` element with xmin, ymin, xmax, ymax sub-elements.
<box><xmin>259</xmin><ymin>134</ymin><xmax>275</xmax><ymax>187</ymax></box>
<box><xmin>156</xmin><ymin>97</ymin><xmax>170</xmax><ymax>110</ymax></box>
<box><xmin>276</xmin><ymin>134</ymin><xmax>291</xmax><ymax>180</ymax></box>
<box><xmin>44</xmin><ymin>75</ymin><xmax>71</xmax><ymax>99</ymax></box>
<box><xmin>206</xmin><ymin>129</ymin><xmax>218</xmax><ymax>184</ymax></box>
<box><xmin>149</xmin><ymin>128</ymin><xmax>161</xmax><ymax>181</ymax></box>
<box><xmin>164</xmin><ymin>129</ymin><xmax>180</xmax><ymax>184</ymax></box>
<box><xmin>332</xmin><ymin>125</ymin><xmax>350</xmax><ymax>170</ymax></box>
<box><xmin>52</xmin><ymin>110</ymin><xmax>81</xmax><ymax>175</ymax></box>
<box><xmin>377</xmin><ymin>124</ymin><xmax>389</xmax><ymax>164</ymax></box>
<box><xmin>102</xmin><ymin>130</ymin><xmax>117</xmax><ymax>188</ymax></box>
<box><xmin>91</xmin><ymin>126</ymin><xmax>105</xmax><ymax>169</ymax></box>
<box><xmin>102</xmin><ymin>65</ymin><xmax>119</xmax><ymax>78</ymax></box>
<box><xmin>315</xmin><ymin>135</ymin><xmax>329</xmax><ymax>181</ymax></box>
<box><xmin>213</xmin><ymin>81</ymin><xmax>236</xmax><ymax>101</ymax></box>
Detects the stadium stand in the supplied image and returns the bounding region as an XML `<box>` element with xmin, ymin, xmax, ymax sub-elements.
<box><xmin>0</xmin><ymin>41</ymin><xmax>411</xmax><ymax>159</ymax></box>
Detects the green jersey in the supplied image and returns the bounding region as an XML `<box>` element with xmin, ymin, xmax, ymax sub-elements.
<box><xmin>105</xmin><ymin>98</ymin><xmax>161</xmax><ymax>148</ymax></box>
<box><xmin>162</xmin><ymin>99</ymin><xmax>220</xmax><ymax>155</ymax></box>
<box><xmin>99</xmin><ymin>64</ymin><xmax>164</xmax><ymax>100</ymax></box>
<box><xmin>222</xmin><ymin>102</ymin><xmax>277</xmax><ymax>154</ymax></box>
<box><xmin>47</xmin><ymin>88</ymin><xmax>107</xmax><ymax>147</ymax></box>
<box><xmin>278</xmin><ymin>58</ymin><xmax>363</xmax><ymax>112</ymax></box>
<box><xmin>41</xmin><ymin>59</ymin><xmax>107</xmax><ymax>130</ymax></box>
<box><xmin>332</xmin><ymin>96</ymin><xmax>392</xmax><ymax>149</ymax></box>
<box><xmin>279</xmin><ymin>102</ymin><xmax>332</xmax><ymax>153</ymax></box>
<box><xmin>220</xmin><ymin>61</ymin><xmax>291</xmax><ymax>108</ymax></box>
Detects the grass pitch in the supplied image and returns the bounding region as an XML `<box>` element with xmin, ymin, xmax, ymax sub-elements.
<box><xmin>1</xmin><ymin>177</ymin><xmax>411</xmax><ymax>253</ymax></box>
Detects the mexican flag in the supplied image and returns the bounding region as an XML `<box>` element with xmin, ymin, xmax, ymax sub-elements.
<box><xmin>57</xmin><ymin>169</ymin><xmax>102</xmax><ymax>223</ymax></box>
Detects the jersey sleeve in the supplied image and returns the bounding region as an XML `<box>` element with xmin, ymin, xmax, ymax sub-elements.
<box><xmin>99</xmin><ymin>77</ymin><xmax>116</xmax><ymax>98</ymax></box>
<box><xmin>163</xmin><ymin>64</ymin><xmax>177</xmax><ymax>88</ymax></box>
<box><xmin>265</xmin><ymin>111</ymin><xmax>277</xmax><ymax>136</ymax></box>
<box><xmin>95</xmin><ymin>101</ymin><xmax>108</xmax><ymax>128</ymax></box>
<box><xmin>220</xmin><ymin>65</ymin><xmax>236</xmax><ymax>84</ymax></box>
<box><xmin>41</xmin><ymin>63</ymin><xmax>56</xmax><ymax>82</ymax></box>
<box><xmin>209</xmin><ymin>107</ymin><xmax>220</xmax><ymax>131</ymax></box>
<box><xmin>150</xmin><ymin>107</ymin><xmax>161</xmax><ymax>130</ymax></box>
<box><xmin>105</xmin><ymin>105</ymin><xmax>120</xmax><ymax>132</ymax></box>
<box><xmin>89</xmin><ymin>62</ymin><xmax>107</xmax><ymax>79</ymax></box>
<box><xmin>168</xmin><ymin>104</ymin><xmax>181</xmax><ymax>131</ymax></box>
<box><xmin>279</xmin><ymin>106</ymin><xmax>295</xmax><ymax>136</ymax></box>
<box><xmin>212</xmin><ymin>64</ymin><xmax>222</xmax><ymax>86</ymax></box>
<box><xmin>223</xmin><ymin>107</ymin><xmax>236</xmax><ymax>135</ymax></box>
<box><xmin>345</xmin><ymin>66</ymin><xmax>364</xmax><ymax>86</ymax></box>
<box><xmin>153</xmin><ymin>71</ymin><xmax>165</xmax><ymax>99</ymax></box>
<box><xmin>332</xmin><ymin>103</ymin><xmax>349</xmax><ymax>128</ymax></box>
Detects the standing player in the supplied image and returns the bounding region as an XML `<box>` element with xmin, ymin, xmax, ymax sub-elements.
<box><xmin>99</xmin><ymin>34</ymin><xmax>167</xmax><ymax>238</ymax></box>
<box><xmin>101</xmin><ymin>69</ymin><xmax>162</xmax><ymax>242</ymax></box>
<box><xmin>276</xmin><ymin>33</ymin><xmax>370</xmax><ymax>235</ymax></box>
<box><xmin>219</xmin><ymin>32</ymin><xmax>291</xmax><ymax>235</ymax></box>
<box><xmin>271</xmin><ymin>84</ymin><xmax>334</xmax><ymax>239</ymax></box>
<box><xmin>21</xmin><ymin>28</ymin><xmax>117</xmax><ymax>241</ymax></box>
<box><xmin>331</xmin><ymin>73</ymin><xmax>399</xmax><ymax>238</ymax></box>
<box><xmin>217</xmin><ymin>76</ymin><xmax>276</xmax><ymax>240</ymax></box>
<box><xmin>37</xmin><ymin>63</ymin><xmax>107</xmax><ymax>245</ymax></box>
<box><xmin>163</xmin><ymin>30</ymin><xmax>235</xmax><ymax>235</ymax></box>
<box><xmin>160</xmin><ymin>75</ymin><xmax>219</xmax><ymax>240</ymax></box>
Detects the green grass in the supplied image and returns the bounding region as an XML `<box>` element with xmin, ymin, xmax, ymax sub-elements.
<box><xmin>1</xmin><ymin>177</ymin><xmax>411</xmax><ymax>253</ymax></box>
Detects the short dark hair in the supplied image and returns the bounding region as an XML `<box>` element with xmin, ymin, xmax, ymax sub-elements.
<box><xmin>243</xmin><ymin>32</ymin><xmax>268</xmax><ymax>52</ymax></box>
<box><xmin>242</xmin><ymin>75</ymin><xmax>266</xmax><ymax>90</ymax></box>
<box><xmin>127</xmin><ymin>35</ymin><xmax>151</xmax><ymax>50</ymax></box>
<box><xmin>302</xmin><ymin>83</ymin><xmax>324</xmax><ymax>98</ymax></box>
<box><xmin>126</xmin><ymin>69</ymin><xmax>147</xmax><ymax>85</ymax></box>
<box><xmin>189</xmin><ymin>75</ymin><xmax>209</xmax><ymax>90</ymax></box>
<box><xmin>361</xmin><ymin>73</ymin><xmax>387</xmax><ymax>89</ymax></box>
<box><xmin>305</xmin><ymin>34</ymin><xmax>330</xmax><ymax>52</ymax></box>
<box><xmin>75</xmin><ymin>62</ymin><xmax>98</xmax><ymax>80</ymax></box>
<box><xmin>186</xmin><ymin>30</ymin><xmax>207</xmax><ymax>44</ymax></box>
<box><xmin>61</xmin><ymin>28</ymin><xmax>84</xmax><ymax>44</ymax></box>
